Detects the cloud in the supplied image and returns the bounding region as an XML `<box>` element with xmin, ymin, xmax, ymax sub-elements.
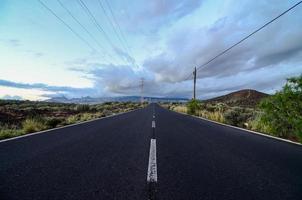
<box><xmin>0</xmin><ymin>79</ymin><xmax>95</xmax><ymax>98</ymax></box>
<box><xmin>84</xmin><ymin>64</ymin><xmax>149</xmax><ymax>95</ymax></box>
<box><xmin>141</xmin><ymin>0</ymin><xmax>202</xmax><ymax>19</ymax></box>
<box><xmin>114</xmin><ymin>47</ymin><xmax>136</xmax><ymax>66</ymax></box>
<box><xmin>2</xmin><ymin>0</ymin><xmax>302</xmax><ymax>100</ymax></box>
<box><xmin>61</xmin><ymin>0</ymin><xmax>302</xmax><ymax>99</ymax></box>
<box><xmin>66</xmin><ymin>0</ymin><xmax>302</xmax><ymax>99</ymax></box>
<box><xmin>2</xmin><ymin>95</ymin><xmax>23</xmax><ymax>100</ymax></box>
<box><xmin>8</xmin><ymin>39</ymin><xmax>21</xmax><ymax>47</ymax></box>
<box><xmin>126</xmin><ymin>0</ymin><xmax>203</xmax><ymax>33</ymax></box>
<box><xmin>0</xmin><ymin>39</ymin><xmax>21</xmax><ymax>47</ymax></box>
<box><xmin>68</xmin><ymin>61</ymin><xmax>178</xmax><ymax>97</ymax></box>
<box><xmin>34</xmin><ymin>52</ymin><xmax>44</xmax><ymax>58</ymax></box>
<box><xmin>141</xmin><ymin>0</ymin><xmax>302</xmax><ymax>98</ymax></box>
<box><xmin>1</xmin><ymin>38</ymin><xmax>46</xmax><ymax>58</ymax></box>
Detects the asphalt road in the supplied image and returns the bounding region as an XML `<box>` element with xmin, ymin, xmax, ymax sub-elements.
<box><xmin>1</xmin><ymin>103</ymin><xmax>302</xmax><ymax>200</ymax></box>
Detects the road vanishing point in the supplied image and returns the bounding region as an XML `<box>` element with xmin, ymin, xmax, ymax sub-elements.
<box><xmin>1</xmin><ymin>103</ymin><xmax>302</xmax><ymax>200</ymax></box>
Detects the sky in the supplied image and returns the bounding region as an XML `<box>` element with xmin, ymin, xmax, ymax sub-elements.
<box><xmin>0</xmin><ymin>0</ymin><xmax>301</xmax><ymax>100</ymax></box>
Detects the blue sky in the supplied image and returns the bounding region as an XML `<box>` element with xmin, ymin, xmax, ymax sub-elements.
<box><xmin>0</xmin><ymin>0</ymin><xmax>301</xmax><ymax>100</ymax></box>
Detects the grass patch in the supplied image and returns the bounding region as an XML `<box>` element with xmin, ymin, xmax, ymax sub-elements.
<box><xmin>0</xmin><ymin>128</ymin><xmax>24</xmax><ymax>140</ymax></box>
<box><xmin>22</xmin><ymin>118</ymin><xmax>48</xmax><ymax>134</ymax></box>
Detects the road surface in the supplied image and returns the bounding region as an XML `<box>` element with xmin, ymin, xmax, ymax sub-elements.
<box><xmin>1</xmin><ymin>103</ymin><xmax>302</xmax><ymax>199</ymax></box>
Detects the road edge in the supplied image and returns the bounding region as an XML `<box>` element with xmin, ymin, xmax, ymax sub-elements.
<box><xmin>161</xmin><ymin>105</ymin><xmax>301</xmax><ymax>146</ymax></box>
<box><xmin>0</xmin><ymin>107</ymin><xmax>143</xmax><ymax>143</ymax></box>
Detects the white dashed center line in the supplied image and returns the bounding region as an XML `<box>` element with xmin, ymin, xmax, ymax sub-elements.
<box><xmin>152</xmin><ymin>121</ymin><xmax>156</xmax><ymax>128</ymax></box>
<box><xmin>147</xmin><ymin>139</ymin><xmax>157</xmax><ymax>183</ymax></box>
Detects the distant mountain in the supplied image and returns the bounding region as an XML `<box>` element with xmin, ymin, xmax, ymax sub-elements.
<box><xmin>46</xmin><ymin>96</ymin><xmax>188</xmax><ymax>104</ymax></box>
<box><xmin>204</xmin><ymin>89</ymin><xmax>269</xmax><ymax>107</ymax></box>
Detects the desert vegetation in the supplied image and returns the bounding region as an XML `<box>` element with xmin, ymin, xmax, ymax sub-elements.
<box><xmin>164</xmin><ymin>75</ymin><xmax>302</xmax><ymax>143</ymax></box>
<box><xmin>0</xmin><ymin>101</ymin><xmax>146</xmax><ymax>140</ymax></box>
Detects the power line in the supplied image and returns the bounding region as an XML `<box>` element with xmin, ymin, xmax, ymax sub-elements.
<box><xmin>77</xmin><ymin>0</ymin><xmax>129</xmax><ymax>64</ymax></box>
<box><xmin>101</xmin><ymin>0</ymin><xmax>138</xmax><ymax>66</ymax></box>
<box><xmin>56</xmin><ymin>0</ymin><xmax>112</xmax><ymax>62</ymax></box>
<box><xmin>97</xmin><ymin>0</ymin><xmax>129</xmax><ymax>57</ymax></box>
<box><xmin>184</xmin><ymin>71</ymin><xmax>194</xmax><ymax>81</ymax></box>
<box><xmin>103</xmin><ymin>0</ymin><xmax>133</xmax><ymax>58</ymax></box>
<box><xmin>184</xmin><ymin>0</ymin><xmax>302</xmax><ymax>81</ymax></box>
<box><xmin>37</xmin><ymin>0</ymin><xmax>100</xmax><ymax>54</ymax></box>
<box><xmin>77</xmin><ymin>1</ymin><xmax>115</xmax><ymax>52</ymax></box>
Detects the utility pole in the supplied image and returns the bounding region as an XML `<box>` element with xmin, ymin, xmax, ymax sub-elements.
<box><xmin>193</xmin><ymin>67</ymin><xmax>197</xmax><ymax>100</ymax></box>
<box><xmin>140</xmin><ymin>78</ymin><xmax>144</xmax><ymax>104</ymax></box>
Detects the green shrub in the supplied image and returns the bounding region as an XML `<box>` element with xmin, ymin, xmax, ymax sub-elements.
<box><xmin>204</xmin><ymin>104</ymin><xmax>216</xmax><ymax>112</ymax></box>
<box><xmin>187</xmin><ymin>99</ymin><xmax>201</xmax><ymax>115</ymax></box>
<box><xmin>215</xmin><ymin>103</ymin><xmax>228</xmax><ymax>112</ymax></box>
<box><xmin>66</xmin><ymin>115</ymin><xmax>81</xmax><ymax>124</ymax></box>
<box><xmin>102</xmin><ymin>110</ymin><xmax>113</xmax><ymax>117</ymax></box>
<box><xmin>75</xmin><ymin>104</ymin><xmax>90</xmax><ymax>112</ymax></box>
<box><xmin>80</xmin><ymin>113</ymin><xmax>95</xmax><ymax>121</ymax></box>
<box><xmin>223</xmin><ymin>107</ymin><xmax>252</xmax><ymax>127</ymax></box>
<box><xmin>66</xmin><ymin>113</ymin><xmax>97</xmax><ymax>124</ymax></box>
<box><xmin>22</xmin><ymin>118</ymin><xmax>47</xmax><ymax>133</ymax></box>
<box><xmin>259</xmin><ymin>75</ymin><xmax>302</xmax><ymax>141</ymax></box>
<box><xmin>173</xmin><ymin>105</ymin><xmax>187</xmax><ymax>113</ymax></box>
<box><xmin>248</xmin><ymin>112</ymin><xmax>271</xmax><ymax>133</ymax></box>
<box><xmin>45</xmin><ymin>118</ymin><xmax>63</xmax><ymax>128</ymax></box>
<box><xmin>207</xmin><ymin>111</ymin><xmax>225</xmax><ymax>123</ymax></box>
<box><xmin>0</xmin><ymin>128</ymin><xmax>24</xmax><ymax>139</ymax></box>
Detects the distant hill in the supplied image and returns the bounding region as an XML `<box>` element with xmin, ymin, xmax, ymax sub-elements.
<box><xmin>46</xmin><ymin>96</ymin><xmax>188</xmax><ymax>104</ymax></box>
<box><xmin>204</xmin><ymin>89</ymin><xmax>269</xmax><ymax>107</ymax></box>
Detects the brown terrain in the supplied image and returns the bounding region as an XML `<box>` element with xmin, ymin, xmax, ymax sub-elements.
<box><xmin>204</xmin><ymin>89</ymin><xmax>269</xmax><ymax>107</ymax></box>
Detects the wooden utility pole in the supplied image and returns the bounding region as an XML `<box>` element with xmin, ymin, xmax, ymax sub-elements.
<box><xmin>193</xmin><ymin>67</ymin><xmax>197</xmax><ymax>100</ymax></box>
<box><xmin>140</xmin><ymin>78</ymin><xmax>144</xmax><ymax>104</ymax></box>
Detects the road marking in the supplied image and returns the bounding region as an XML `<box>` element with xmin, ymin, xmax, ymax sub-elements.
<box><xmin>153</xmin><ymin>115</ymin><xmax>155</xmax><ymax>118</ymax></box>
<box><xmin>147</xmin><ymin>139</ymin><xmax>157</xmax><ymax>182</ymax></box>
<box><xmin>152</xmin><ymin>121</ymin><xmax>156</xmax><ymax>128</ymax></box>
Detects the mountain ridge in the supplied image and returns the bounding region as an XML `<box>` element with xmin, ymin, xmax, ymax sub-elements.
<box><xmin>46</xmin><ymin>96</ymin><xmax>188</xmax><ymax>104</ymax></box>
<box><xmin>204</xmin><ymin>89</ymin><xmax>269</xmax><ymax>107</ymax></box>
